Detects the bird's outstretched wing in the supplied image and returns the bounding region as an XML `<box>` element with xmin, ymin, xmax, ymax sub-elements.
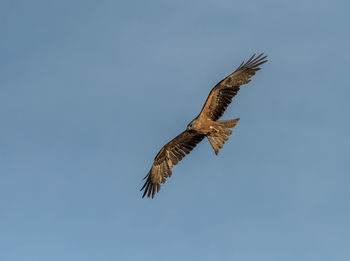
<box><xmin>141</xmin><ymin>131</ymin><xmax>205</xmax><ymax>198</ymax></box>
<box><xmin>199</xmin><ymin>53</ymin><xmax>267</xmax><ymax>121</ymax></box>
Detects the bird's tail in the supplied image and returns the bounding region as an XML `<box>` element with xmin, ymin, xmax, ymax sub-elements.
<box><xmin>207</xmin><ymin>118</ymin><xmax>240</xmax><ymax>155</ymax></box>
<box><xmin>217</xmin><ymin>118</ymin><xmax>240</xmax><ymax>128</ymax></box>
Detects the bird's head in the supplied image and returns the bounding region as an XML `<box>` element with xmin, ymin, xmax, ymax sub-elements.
<box><xmin>187</xmin><ymin>119</ymin><xmax>198</xmax><ymax>131</ymax></box>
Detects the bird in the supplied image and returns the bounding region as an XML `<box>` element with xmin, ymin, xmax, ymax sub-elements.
<box><xmin>141</xmin><ymin>53</ymin><xmax>267</xmax><ymax>198</ymax></box>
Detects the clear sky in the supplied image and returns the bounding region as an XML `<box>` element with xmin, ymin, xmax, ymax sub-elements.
<box><xmin>1</xmin><ymin>0</ymin><xmax>349</xmax><ymax>260</ymax></box>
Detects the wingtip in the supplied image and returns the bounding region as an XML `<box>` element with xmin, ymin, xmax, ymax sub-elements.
<box><xmin>141</xmin><ymin>177</ymin><xmax>160</xmax><ymax>199</ymax></box>
<box><xmin>258</xmin><ymin>52</ymin><xmax>268</xmax><ymax>61</ymax></box>
<box><xmin>142</xmin><ymin>187</ymin><xmax>147</xmax><ymax>198</ymax></box>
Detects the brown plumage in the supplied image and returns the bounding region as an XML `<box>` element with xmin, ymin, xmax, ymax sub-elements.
<box><xmin>141</xmin><ymin>53</ymin><xmax>267</xmax><ymax>198</ymax></box>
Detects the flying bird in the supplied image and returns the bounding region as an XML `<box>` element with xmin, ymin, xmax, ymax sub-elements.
<box><xmin>141</xmin><ymin>53</ymin><xmax>267</xmax><ymax>198</ymax></box>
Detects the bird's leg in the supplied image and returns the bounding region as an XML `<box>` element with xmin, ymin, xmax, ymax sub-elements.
<box><xmin>209</xmin><ymin>124</ymin><xmax>222</xmax><ymax>134</ymax></box>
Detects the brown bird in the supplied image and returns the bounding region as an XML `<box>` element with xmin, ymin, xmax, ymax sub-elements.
<box><xmin>141</xmin><ymin>53</ymin><xmax>267</xmax><ymax>198</ymax></box>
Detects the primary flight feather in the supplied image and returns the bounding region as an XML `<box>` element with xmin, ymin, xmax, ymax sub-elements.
<box><xmin>141</xmin><ymin>53</ymin><xmax>267</xmax><ymax>198</ymax></box>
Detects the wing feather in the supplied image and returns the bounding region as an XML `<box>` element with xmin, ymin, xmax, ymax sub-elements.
<box><xmin>141</xmin><ymin>131</ymin><xmax>205</xmax><ymax>198</ymax></box>
<box><xmin>199</xmin><ymin>53</ymin><xmax>267</xmax><ymax>121</ymax></box>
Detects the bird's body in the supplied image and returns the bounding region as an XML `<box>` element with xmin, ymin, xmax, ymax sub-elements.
<box><xmin>187</xmin><ymin>116</ymin><xmax>217</xmax><ymax>134</ymax></box>
<box><xmin>141</xmin><ymin>53</ymin><xmax>267</xmax><ymax>198</ymax></box>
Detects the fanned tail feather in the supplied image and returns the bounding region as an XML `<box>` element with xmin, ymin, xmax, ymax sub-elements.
<box><xmin>218</xmin><ymin>118</ymin><xmax>240</xmax><ymax>128</ymax></box>
<box><xmin>207</xmin><ymin>118</ymin><xmax>240</xmax><ymax>155</ymax></box>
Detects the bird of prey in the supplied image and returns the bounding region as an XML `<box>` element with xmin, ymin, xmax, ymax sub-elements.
<box><xmin>141</xmin><ymin>53</ymin><xmax>267</xmax><ymax>198</ymax></box>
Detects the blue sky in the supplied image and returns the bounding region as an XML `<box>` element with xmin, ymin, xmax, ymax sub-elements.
<box><xmin>1</xmin><ymin>0</ymin><xmax>350</xmax><ymax>260</ymax></box>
